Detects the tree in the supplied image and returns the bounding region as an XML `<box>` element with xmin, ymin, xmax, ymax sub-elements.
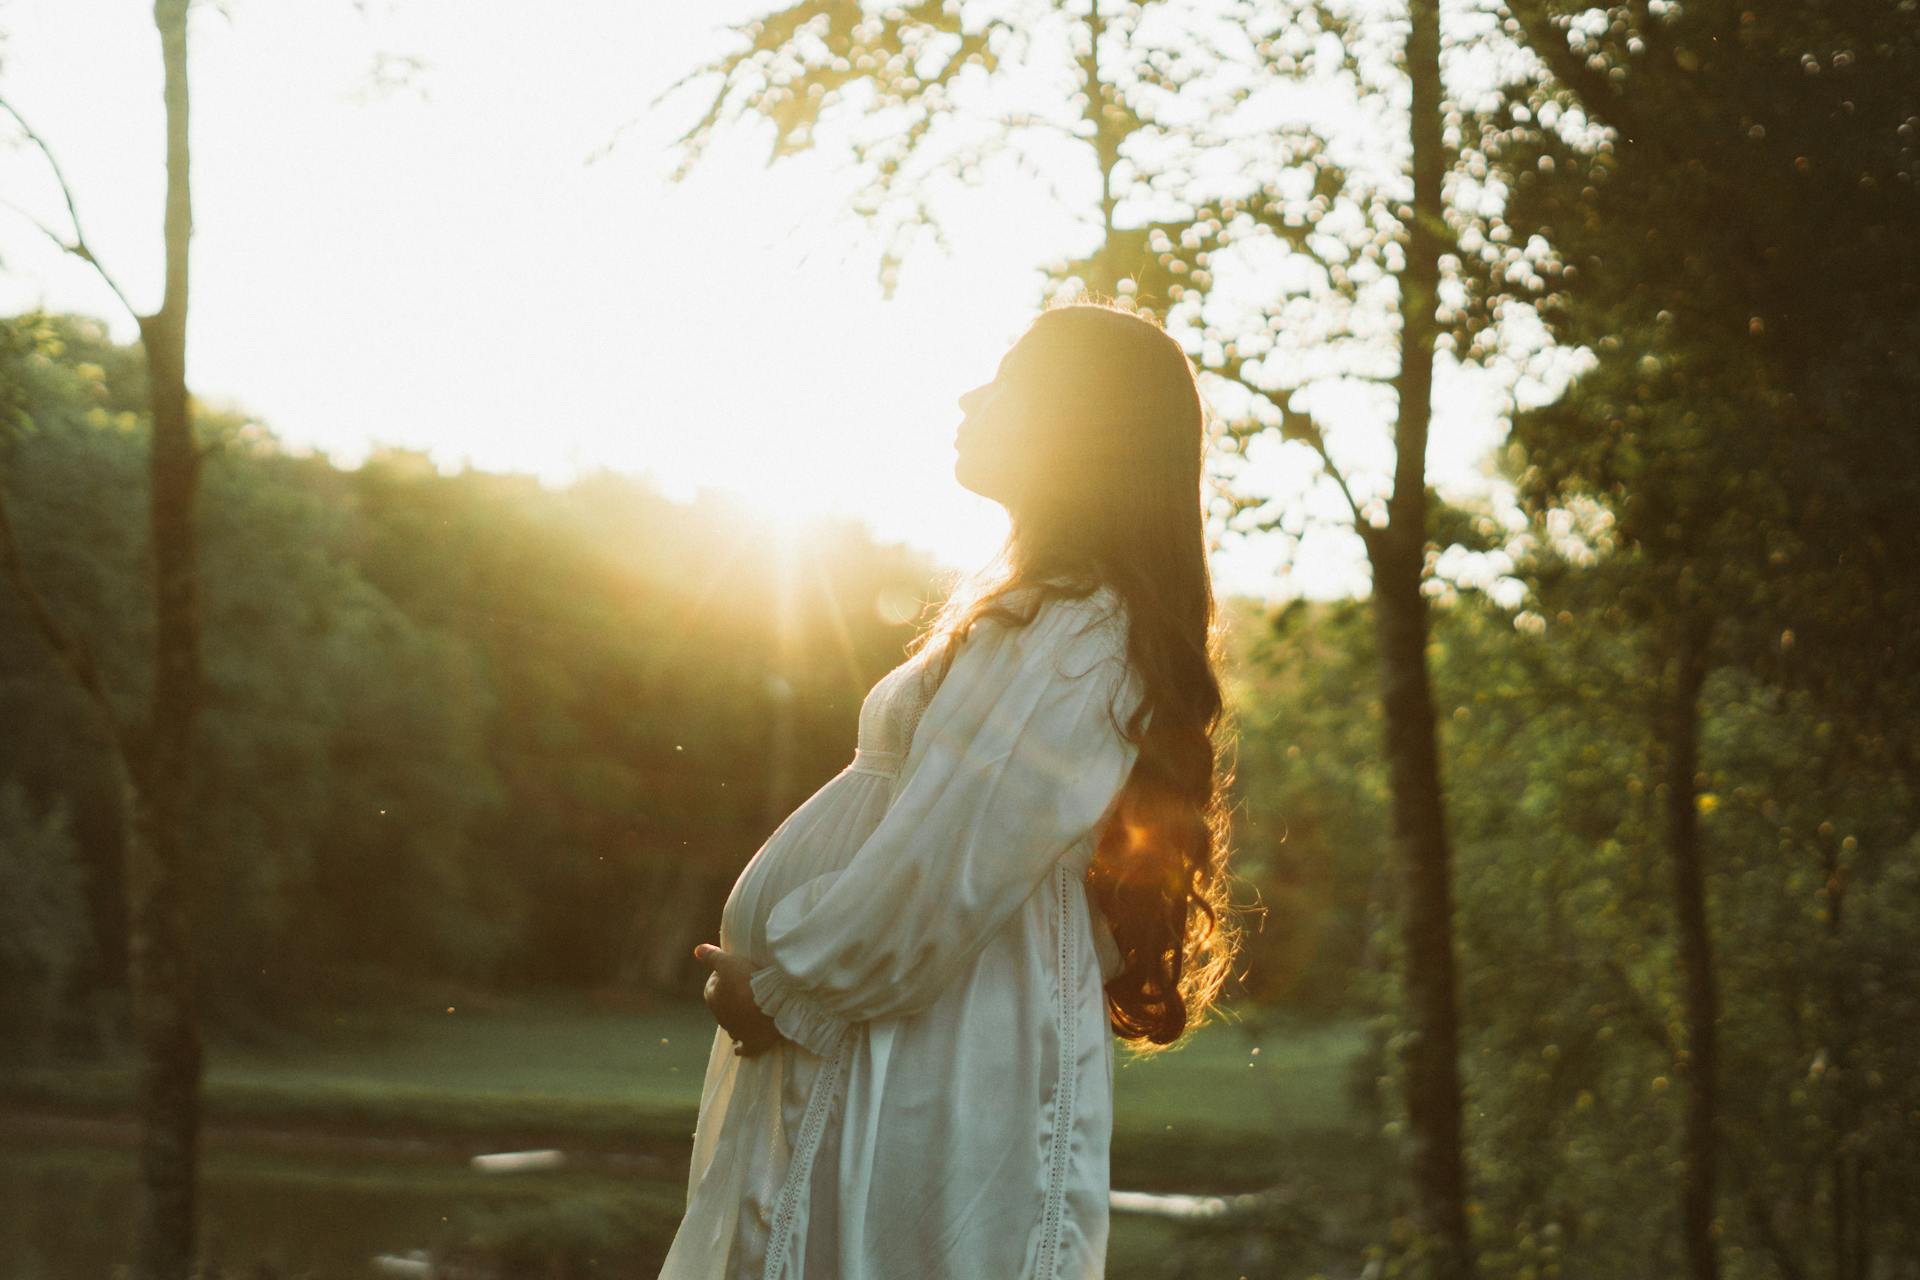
<box><xmin>1464</xmin><ymin>1</ymin><xmax>1920</xmax><ymax>1274</ymax></box>
<box><xmin>0</xmin><ymin>3</ymin><xmax>207</xmax><ymax>1275</ymax></box>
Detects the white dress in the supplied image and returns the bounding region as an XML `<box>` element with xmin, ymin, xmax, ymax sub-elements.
<box><xmin>657</xmin><ymin>584</ymin><xmax>1148</xmax><ymax>1280</ymax></box>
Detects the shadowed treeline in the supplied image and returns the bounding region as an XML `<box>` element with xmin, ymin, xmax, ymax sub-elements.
<box><xmin>0</xmin><ymin>312</ymin><xmax>952</xmax><ymax>1030</ymax></box>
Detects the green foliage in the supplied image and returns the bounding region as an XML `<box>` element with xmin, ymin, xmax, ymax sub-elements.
<box><xmin>0</xmin><ymin>312</ymin><xmax>947</xmax><ymax>1035</ymax></box>
<box><xmin>1430</xmin><ymin>580</ymin><xmax>1920</xmax><ymax>1276</ymax></box>
<box><xmin>653</xmin><ymin>0</ymin><xmax>1013</xmax><ymax>294</ymax></box>
<box><xmin>1465</xmin><ymin>0</ymin><xmax>1920</xmax><ymax>693</ymax></box>
<box><xmin>1428</xmin><ymin>4</ymin><xmax>1920</xmax><ymax>1274</ymax></box>
<box><xmin>328</xmin><ymin>451</ymin><xmax>941</xmax><ymax>990</ymax></box>
<box><xmin>1222</xmin><ymin>595</ymin><xmax>1388</xmax><ymax>1016</ymax></box>
<box><xmin>1222</xmin><ymin>575</ymin><xmax>1920</xmax><ymax>1276</ymax></box>
<box><xmin>0</xmin><ymin>779</ymin><xmax>91</xmax><ymax>1059</ymax></box>
<box><xmin>1429</xmin><ymin>586</ymin><xmax>1686</xmax><ymax>1277</ymax></box>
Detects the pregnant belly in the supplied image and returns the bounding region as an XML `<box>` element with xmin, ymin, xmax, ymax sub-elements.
<box><xmin>719</xmin><ymin>765</ymin><xmax>893</xmax><ymax>958</ymax></box>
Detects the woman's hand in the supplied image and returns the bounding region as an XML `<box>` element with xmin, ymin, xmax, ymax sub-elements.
<box><xmin>693</xmin><ymin>942</ymin><xmax>783</xmax><ymax>1057</ymax></box>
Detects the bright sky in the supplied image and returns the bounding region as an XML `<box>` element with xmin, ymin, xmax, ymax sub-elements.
<box><xmin>0</xmin><ymin>0</ymin><xmax>1535</xmax><ymax>604</ymax></box>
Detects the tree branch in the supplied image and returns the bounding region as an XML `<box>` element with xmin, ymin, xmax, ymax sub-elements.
<box><xmin>1295</xmin><ymin>418</ymin><xmax>1373</xmax><ymax>538</ymax></box>
<box><xmin>0</xmin><ymin>98</ymin><xmax>89</xmax><ymax>249</ymax></box>
<box><xmin>1208</xmin><ymin>358</ymin><xmax>1377</xmax><ymax>541</ymax></box>
<box><xmin>989</xmin><ymin>110</ymin><xmax>1079</xmax><ymax>143</ymax></box>
<box><xmin>1504</xmin><ymin>0</ymin><xmax>1639</xmax><ymax>140</ymax></box>
<box><xmin>0</xmin><ymin>98</ymin><xmax>141</xmax><ymax>321</ymax></box>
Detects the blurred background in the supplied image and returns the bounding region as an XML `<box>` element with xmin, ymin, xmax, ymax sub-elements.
<box><xmin>0</xmin><ymin>1</ymin><xmax>1914</xmax><ymax>1278</ymax></box>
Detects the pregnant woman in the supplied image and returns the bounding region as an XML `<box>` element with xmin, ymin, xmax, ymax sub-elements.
<box><xmin>657</xmin><ymin>297</ymin><xmax>1240</xmax><ymax>1279</ymax></box>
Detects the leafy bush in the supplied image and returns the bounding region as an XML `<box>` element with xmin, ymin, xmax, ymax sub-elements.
<box><xmin>0</xmin><ymin>778</ymin><xmax>91</xmax><ymax>1061</ymax></box>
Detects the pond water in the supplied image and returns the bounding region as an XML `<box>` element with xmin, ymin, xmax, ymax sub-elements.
<box><xmin>0</xmin><ymin>1141</ymin><xmax>1230</xmax><ymax>1278</ymax></box>
<box><xmin>0</xmin><ymin>1143</ymin><xmax>675</xmax><ymax>1278</ymax></box>
<box><xmin>0</xmin><ymin>1006</ymin><xmax>1364</xmax><ymax>1276</ymax></box>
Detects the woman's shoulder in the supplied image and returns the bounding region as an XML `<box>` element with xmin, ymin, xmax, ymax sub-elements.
<box><xmin>1046</xmin><ymin>580</ymin><xmax>1127</xmax><ymax>629</ymax></box>
<box><xmin>943</xmin><ymin>581</ymin><xmax>1141</xmax><ymax>718</ymax></box>
<box><xmin>986</xmin><ymin>580</ymin><xmax>1124</xmax><ymax>639</ymax></box>
<box><xmin>1009</xmin><ymin>585</ymin><xmax>1130</xmax><ymax>684</ymax></box>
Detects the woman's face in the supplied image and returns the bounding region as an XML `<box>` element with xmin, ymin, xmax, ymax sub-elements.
<box><xmin>953</xmin><ymin>343</ymin><xmax>1030</xmax><ymax>507</ymax></box>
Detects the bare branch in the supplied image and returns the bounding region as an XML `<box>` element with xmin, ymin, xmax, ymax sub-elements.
<box><xmin>0</xmin><ymin>195</ymin><xmax>77</xmax><ymax>251</ymax></box>
<box><xmin>1296</xmin><ymin>420</ymin><xmax>1373</xmax><ymax>538</ymax></box>
<box><xmin>989</xmin><ymin>110</ymin><xmax>1079</xmax><ymax>143</ymax></box>
<box><xmin>0</xmin><ymin>96</ymin><xmax>141</xmax><ymax>320</ymax></box>
<box><xmin>1503</xmin><ymin>0</ymin><xmax>1639</xmax><ymax>139</ymax></box>
<box><xmin>0</xmin><ymin>98</ymin><xmax>89</xmax><ymax>248</ymax></box>
<box><xmin>0</xmin><ymin>197</ymin><xmax>139</xmax><ymax>321</ymax></box>
<box><xmin>1207</xmin><ymin>356</ymin><xmax>1376</xmax><ymax>539</ymax></box>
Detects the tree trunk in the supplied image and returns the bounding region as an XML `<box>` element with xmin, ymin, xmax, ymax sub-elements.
<box><xmin>1370</xmin><ymin>534</ymin><xmax>1474</xmax><ymax>1280</ymax></box>
<box><xmin>1661</xmin><ymin>609</ymin><xmax>1718</xmax><ymax>1280</ymax></box>
<box><xmin>1369</xmin><ymin>0</ymin><xmax>1475</xmax><ymax>1275</ymax></box>
<box><xmin>1078</xmin><ymin>2</ymin><xmax>1119</xmax><ymax>297</ymax></box>
<box><xmin>124</xmin><ymin>765</ymin><xmax>203</xmax><ymax>1280</ymax></box>
<box><xmin>128</xmin><ymin>2</ymin><xmax>206</xmax><ymax>1276</ymax></box>
<box><xmin>1817</xmin><ymin>753</ymin><xmax>1867</xmax><ymax>1280</ymax></box>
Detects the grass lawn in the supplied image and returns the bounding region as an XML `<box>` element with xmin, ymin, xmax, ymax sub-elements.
<box><xmin>2</xmin><ymin>994</ymin><xmax>1370</xmax><ymax>1179</ymax></box>
<box><xmin>1</xmin><ymin>994</ymin><xmax>1387</xmax><ymax>1276</ymax></box>
<box><xmin>1109</xmin><ymin>1007</ymin><xmax>1368</xmax><ymax>1189</ymax></box>
<box><xmin>3</xmin><ymin>997</ymin><xmax>728</xmax><ymax>1150</ymax></box>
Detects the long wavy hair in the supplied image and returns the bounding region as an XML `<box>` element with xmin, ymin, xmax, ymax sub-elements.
<box><xmin>907</xmin><ymin>296</ymin><xmax>1240</xmax><ymax>1050</ymax></box>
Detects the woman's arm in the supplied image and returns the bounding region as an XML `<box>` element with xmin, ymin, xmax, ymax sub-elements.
<box><xmin>745</xmin><ymin>593</ymin><xmax>1146</xmax><ymax>1058</ymax></box>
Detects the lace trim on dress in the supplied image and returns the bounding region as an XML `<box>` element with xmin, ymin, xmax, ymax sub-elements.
<box><xmin>897</xmin><ymin>690</ymin><xmax>929</xmax><ymax>757</ymax></box>
<box><xmin>899</xmin><ymin>638</ymin><xmax>946</xmax><ymax>747</ymax></box>
<box><xmin>760</xmin><ymin>1036</ymin><xmax>850</xmax><ymax>1280</ymax></box>
<box><xmin>1036</xmin><ymin>861</ymin><xmax>1078</xmax><ymax>1278</ymax></box>
<box><xmin>882</xmin><ymin>658</ymin><xmax>937</xmax><ymax>808</ymax></box>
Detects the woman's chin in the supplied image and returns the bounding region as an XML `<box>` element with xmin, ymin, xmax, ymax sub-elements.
<box><xmin>954</xmin><ymin>458</ymin><xmax>1016</xmax><ymax>509</ymax></box>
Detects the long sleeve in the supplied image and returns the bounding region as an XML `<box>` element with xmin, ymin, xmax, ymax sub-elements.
<box><xmin>747</xmin><ymin>592</ymin><xmax>1147</xmax><ymax>1058</ymax></box>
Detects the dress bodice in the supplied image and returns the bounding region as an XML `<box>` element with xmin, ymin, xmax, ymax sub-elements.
<box><xmin>845</xmin><ymin>642</ymin><xmax>944</xmax><ymax>781</ymax></box>
<box><xmin>718</xmin><ymin>642</ymin><xmax>947</xmax><ymax>960</ymax></box>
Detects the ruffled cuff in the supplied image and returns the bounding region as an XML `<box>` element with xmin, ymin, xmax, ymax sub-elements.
<box><xmin>749</xmin><ymin>963</ymin><xmax>854</xmax><ymax>1059</ymax></box>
